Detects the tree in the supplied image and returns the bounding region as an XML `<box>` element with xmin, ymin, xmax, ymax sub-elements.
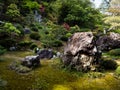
<box><xmin>51</xmin><ymin>0</ymin><xmax>103</xmax><ymax>28</ymax></box>
<box><xmin>104</xmin><ymin>0</ymin><xmax>120</xmax><ymax>33</ymax></box>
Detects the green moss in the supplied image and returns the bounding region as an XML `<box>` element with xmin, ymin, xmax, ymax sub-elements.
<box><xmin>0</xmin><ymin>51</ymin><xmax>77</xmax><ymax>90</ymax></box>
<box><xmin>115</xmin><ymin>66</ymin><xmax>120</xmax><ymax>76</ymax></box>
<box><xmin>54</xmin><ymin>74</ymin><xmax>120</xmax><ymax>90</ymax></box>
<box><xmin>0</xmin><ymin>51</ymin><xmax>120</xmax><ymax>90</ymax></box>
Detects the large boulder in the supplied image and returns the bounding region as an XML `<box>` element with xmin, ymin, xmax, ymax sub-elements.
<box><xmin>21</xmin><ymin>55</ymin><xmax>40</xmax><ymax>68</ymax></box>
<box><xmin>62</xmin><ymin>32</ymin><xmax>101</xmax><ymax>72</ymax></box>
<box><xmin>96</xmin><ymin>32</ymin><xmax>120</xmax><ymax>51</ymax></box>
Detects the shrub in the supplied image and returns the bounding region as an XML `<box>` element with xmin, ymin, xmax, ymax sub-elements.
<box><xmin>30</xmin><ymin>43</ymin><xmax>37</xmax><ymax>50</ymax></box>
<box><xmin>100</xmin><ymin>59</ymin><xmax>118</xmax><ymax>70</ymax></box>
<box><xmin>109</xmin><ymin>48</ymin><xmax>120</xmax><ymax>56</ymax></box>
<box><xmin>44</xmin><ymin>31</ymin><xmax>49</xmax><ymax>34</ymax></box>
<box><xmin>115</xmin><ymin>66</ymin><xmax>120</xmax><ymax>76</ymax></box>
<box><xmin>60</xmin><ymin>36</ymin><xmax>68</xmax><ymax>41</ymax></box>
<box><xmin>14</xmin><ymin>23</ymin><xmax>24</xmax><ymax>35</ymax></box>
<box><xmin>31</xmin><ymin>27</ymin><xmax>38</xmax><ymax>32</ymax></box>
<box><xmin>0</xmin><ymin>46</ymin><xmax>6</xmax><ymax>55</ymax></box>
<box><xmin>66</xmin><ymin>33</ymin><xmax>72</xmax><ymax>38</ymax></box>
<box><xmin>30</xmin><ymin>32</ymin><xmax>40</xmax><ymax>40</ymax></box>
<box><xmin>18</xmin><ymin>41</ymin><xmax>33</xmax><ymax>49</ymax></box>
<box><xmin>52</xmin><ymin>40</ymin><xmax>63</xmax><ymax>47</ymax></box>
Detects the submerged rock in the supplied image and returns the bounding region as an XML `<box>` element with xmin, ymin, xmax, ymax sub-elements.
<box><xmin>62</xmin><ymin>32</ymin><xmax>101</xmax><ymax>72</ymax></box>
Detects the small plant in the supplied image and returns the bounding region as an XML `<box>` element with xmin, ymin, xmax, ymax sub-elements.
<box><xmin>30</xmin><ymin>32</ymin><xmax>40</xmax><ymax>40</ymax></box>
<box><xmin>115</xmin><ymin>66</ymin><xmax>120</xmax><ymax>76</ymax></box>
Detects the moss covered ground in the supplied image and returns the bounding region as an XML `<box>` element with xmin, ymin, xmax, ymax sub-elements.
<box><xmin>0</xmin><ymin>51</ymin><xmax>120</xmax><ymax>90</ymax></box>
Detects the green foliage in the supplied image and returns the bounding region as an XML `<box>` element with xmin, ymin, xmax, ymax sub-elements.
<box><xmin>60</xmin><ymin>36</ymin><xmax>68</xmax><ymax>41</ymax></box>
<box><xmin>18</xmin><ymin>41</ymin><xmax>33</xmax><ymax>49</ymax></box>
<box><xmin>69</xmin><ymin>25</ymin><xmax>81</xmax><ymax>34</ymax></box>
<box><xmin>113</xmin><ymin>29</ymin><xmax>120</xmax><ymax>34</ymax></box>
<box><xmin>14</xmin><ymin>23</ymin><xmax>24</xmax><ymax>35</ymax></box>
<box><xmin>0</xmin><ymin>46</ymin><xmax>6</xmax><ymax>55</ymax></box>
<box><xmin>3</xmin><ymin>22</ymin><xmax>21</xmax><ymax>34</ymax></box>
<box><xmin>100</xmin><ymin>59</ymin><xmax>118</xmax><ymax>70</ymax></box>
<box><xmin>109</xmin><ymin>48</ymin><xmax>120</xmax><ymax>56</ymax></box>
<box><xmin>52</xmin><ymin>0</ymin><xmax>103</xmax><ymax>28</ymax></box>
<box><xmin>52</xmin><ymin>40</ymin><xmax>63</xmax><ymax>47</ymax></box>
<box><xmin>30</xmin><ymin>43</ymin><xmax>37</xmax><ymax>50</ymax></box>
<box><xmin>29</xmin><ymin>32</ymin><xmax>40</xmax><ymax>40</ymax></box>
<box><xmin>65</xmin><ymin>33</ymin><xmax>72</xmax><ymax>38</ymax></box>
<box><xmin>115</xmin><ymin>66</ymin><xmax>120</xmax><ymax>76</ymax></box>
<box><xmin>0</xmin><ymin>22</ymin><xmax>21</xmax><ymax>48</ymax></box>
<box><xmin>23</xmin><ymin>1</ymin><xmax>40</xmax><ymax>10</ymax></box>
<box><xmin>6</xmin><ymin>3</ymin><xmax>20</xmax><ymax>21</ymax></box>
<box><xmin>31</xmin><ymin>26</ymin><xmax>38</xmax><ymax>32</ymax></box>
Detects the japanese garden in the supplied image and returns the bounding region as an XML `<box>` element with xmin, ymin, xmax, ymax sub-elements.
<box><xmin>0</xmin><ymin>0</ymin><xmax>120</xmax><ymax>90</ymax></box>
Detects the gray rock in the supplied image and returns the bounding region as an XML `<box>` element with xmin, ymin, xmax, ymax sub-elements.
<box><xmin>9</xmin><ymin>46</ymin><xmax>16</xmax><ymax>51</ymax></box>
<box><xmin>37</xmin><ymin>49</ymin><xmax>54</xmax><ymax>59</ymax></box>
<box><xmin>96</xmin><ymin>32</ymin><xmax>120</xmax><ymax>51</ymax></box>
<box><xmin>62</xmin><ymin>32</ymin><xmax>101</xmax><ymax>72</ymax></box>
<box><xmin>21</xmin><ymin>55</ymin><xmax>40</xmax><ymax>68</ymax></box>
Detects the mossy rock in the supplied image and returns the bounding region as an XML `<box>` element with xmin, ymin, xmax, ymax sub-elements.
<box><xmin>9</xmin><ymin>61</ymin><xmax>32</xmax><ymax>73</ymax></box>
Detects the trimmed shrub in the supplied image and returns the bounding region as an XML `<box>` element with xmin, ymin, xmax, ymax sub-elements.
<box><xmin>52</xmin><ymin>40</ymin><xmax>63</xmax><ymax>47</ymax></box>
<box><xmin>115</xmin><ymin>66</ymin><xmax>120</xmax><ymax>76</ymax></box>
<box><xmin>109</xmin><ymin>48</ymin><xmax>120</xmax><ymax>56</ymax></box>
<box><xmin>30</xmin><ymin>32</ymin><xmax>40</xmax><ymax>40</ymax></box>
<box><xmin>30</xmin><ymin>43</ymin><xmax>37</xmax><ymax>50</ymax></box>
<box><xmin>18</xmin><ymin>41</ymin><xmax>33</xmax><ymax>49</ymax></box>
<box><xmin>100</xmin><ymin>59</ymin><xmax>118</xmax><ymax>70</ymax></box>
